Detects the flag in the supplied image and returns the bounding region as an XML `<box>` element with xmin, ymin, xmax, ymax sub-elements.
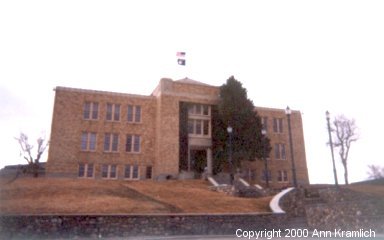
<box><xmin>177</xmin><ymin>51</ymin><xmax>186</xmax><ymax>66</ymax></box>
<box><xmin>176</xmin><ymin>52</ymin><xmax>186</xmax><ymax>57</ymax></box>
<box><xmin>177</xmin><ymin>59</ymin><xmax>186</xmax><ymax>66</ymax></box>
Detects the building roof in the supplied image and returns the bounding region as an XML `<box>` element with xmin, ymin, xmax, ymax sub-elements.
<box><xmin>175</xmin><ymin>77</ymin><xmax>215</xmax><ymax>87</ymax></box>
<box><xmin>54</xmin><ymin>86</ymin><xmax>154</xmax><ymax>100</ymax></box>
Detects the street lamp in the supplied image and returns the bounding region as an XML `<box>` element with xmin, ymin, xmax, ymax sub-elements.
<box><xmin>261</xmin><ymin>129</ymin><xmax>269</xmax><ymax>188</ymax></box>
<box><xmin>285</xmin><ymin>106</ymin><xmax>298</xmax><ymax>188</ymax></box>
<box><xmin>227</xmin><ymin>126</ymin><xmax>234</xmax><ymax>185</ymax></box>
<box><xmin>326</xmin><ymin>111</ymin><xmax>339</xmax><ymax>188</ymax></box>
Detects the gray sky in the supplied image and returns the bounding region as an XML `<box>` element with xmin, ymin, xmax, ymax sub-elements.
<box><xmin>1</xmin><ymin>0</ymin><xmax>383</xmax><ymax>184</ymax></box>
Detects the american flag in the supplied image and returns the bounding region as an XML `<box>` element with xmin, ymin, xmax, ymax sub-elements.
<box><xmin>176</xmin><ymin>52</ymin><xmax>186</xmax><ymax>57</ymax></box>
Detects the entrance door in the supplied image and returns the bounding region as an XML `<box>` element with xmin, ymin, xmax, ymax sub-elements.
<box><xmin>190</xmin><ymin>149</ymin><xmax>207</xmax><ymax>175</ymax></box>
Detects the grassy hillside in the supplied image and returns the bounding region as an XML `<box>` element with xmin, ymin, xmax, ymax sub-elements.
<box><xmin>0</xmin><ymin>178</ymin><xmax>272</xmax><ymax>214</ymax></box>
<box><xmin>347</xmin><ymin>178</ymin><xmax>384</xmax><ymax>198</ymax></box>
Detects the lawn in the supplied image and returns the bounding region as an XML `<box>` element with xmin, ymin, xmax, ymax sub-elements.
<box><xmin>347</xmin><ymin>179</ymin><xmax>384</xmax><ymax>198</ymax></box>
<box><xmin>0</xmin><ymin>178</ymin><xmax>272</xmax><ymax>214</ymax></box>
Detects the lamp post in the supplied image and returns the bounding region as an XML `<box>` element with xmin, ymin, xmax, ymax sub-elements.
<box><xmin>326</xmin><ymin>111</ymin><xmax>339</xmax><ymax>188</ymax></box>
<box><xmin>227</xmin><ymin>126</ymin><xmax>234</xmax><ymax>185</ymax></box>
<box><xmin>261</xmin><ymin>129</ymin><xmax>269</xmax><ymax>188</ymax></box>
<box><xmin>285</xmin><ymin>106</ymin><xmax>298</xmax><ymax>188</ymax></box>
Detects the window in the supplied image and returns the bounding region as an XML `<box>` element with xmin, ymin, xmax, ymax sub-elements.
<box><xmin>78</xmin><ymin>163</ymin><xmax>94</xmax><ymax>178</ymax></box>
<box><xmin>281</xmin><ymin>144</ymin><xmax>286</xmax><ymax>160</ymax></box>
<box><xmin>188</xmin><ymin>119</ymin><xmax>194</xmax><ymax>134</ymax></box>
<box><xmin>274</xmin><ymin>143</ymin><xmax>286</xmax><ymax>160</ymax></box>
<box><xmin>101</xmin><ymin>164</ymin><xmax>108</xmax><ymax>178</ymax></box>
<box><xmin>106</xmin><ymin>103</ymin><xmax>120</xmax><ymax>121</ymax></box>
<box><xmin>146</xmin><ymin>166</ymin><xmax>152</xmax><ymax>179</ymax></box>
<box><xmin>127</xmin><ymin>105</ymin><xmax>141</xmax><ymax>123</ymax></box>
<box><xmin>124</xmin><ymin>164</ymin><xmax>140</xmax><ymax>180</ymax></box>
<box><xmin>203</xmin><ymin>105</ymin><xmax>209</xmax><ymax>115</ymax></box>
<box><xmin>126</xmin><ymin>134</ymin><xmax>141</xmax><ymax>153</ymax></box>
<box><xmin>135</xmin><ymin>106</ymin><xmax>141</xmax><ymax>122</ymax></box>
<box><xmin>261</xmin><ymin>117</ymin><xmax>268</xmax><ymax>131</ymax></box>
<box><xmin>83</xmin><ymin>102</ymin><xmax>90</xmax><ymax>119</ymax></box>
<box><xmin>101</xmin><ymin>164</ymin><xmax>117</xmax><ymax>179</ymax></box>
<box><xmin>132</xmin><ymin>165</ymin><xmax>139</xmax><ymax>179</ymax></box>
<box><xmin>78</xmin><ymin>163</ymin><xmax>85</xmax><ymax>177</ymax></box>
<box><xmin>273</xmin><ymin>118</ymin><xmax>283</xmax><ymax>133</ymax></box>
<box><xmin>81</xmin><ymin>132</ymin><xmax>97</xmax><ymax>151</ymax></box>
<box><xmin>196</xmin><ymin>120</ymin><xmax>202</xmax><ymax>135</ymax></box>
<box><xmin>83</xmin><ymin>102</ymin><xmax>99</xmax><ymax>120</ymax></box>
<box><xmin>203</xmin><ymin>120</ymin><xmax>209</xmax><ymax>135</ymax></box>
<box><xmin>188</xmin><ymin>119</ymin><xmax>210</xmax><ymax>137</ymax></box>
<box><xmin>87</xmin><ymin>164</ymin><xmax>94</xmax><ymax>178</ymax></box>
<box><xmin>104</xmin><ymin>133</ymin><xmax>119</xmax><ymax>152</ymax></box>
<box><xmin>278</xmin><ymin>170</ymin><xmax>288</xmax><ymax>182</ymax></box>
<box><xmin>110</xmin><ymin>165</ymin><xmax>117</xmax><ymax>178</ymax></box>
<box><xmin>187</xmin><ymin>104</ymin><xmax>211</xmax><ymax>137</ymax></box>
<box><xmin>188</xmin><ymin>104</ymin><xmax>211</xmax><ymax>116</ymax></box>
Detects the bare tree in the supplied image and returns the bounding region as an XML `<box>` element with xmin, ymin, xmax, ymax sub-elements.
<box><xmin>332</xmin><ymin>115</ymin><xmax>358</xmax><ymax>185</ymax></box>
<box><xmin>15</xmin><ymin>132</ymin><xmax>49</xmax><ymax>178</ymax></box>
<box><xmin>367</xmin><ymin>165</ymin><xmax>384</xmax><ymax>180</ymax></box>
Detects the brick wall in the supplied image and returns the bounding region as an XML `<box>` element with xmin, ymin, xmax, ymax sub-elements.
<box><xmin>47</xmin><ymin>87</ymin><xmax>157</xmax><ymax>179</ymax></box>
<box><xmin>242</xmin><ymin>107</ymin><xmax>309</xmax><ymax>188</ymax></box>
<box><xmin>46</xmin><ymin>78</ymin><xmax>309</xmax><ymax>185</ymax></box>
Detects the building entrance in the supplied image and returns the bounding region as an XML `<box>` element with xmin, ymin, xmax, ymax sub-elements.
<box><xmin>190</xmin><ymin>149</ymin><xmax>206</xmax><ymax>174</ymax></box>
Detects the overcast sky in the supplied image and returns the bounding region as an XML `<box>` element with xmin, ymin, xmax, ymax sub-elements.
<box><xmin>1</xmin><ymin>0</ymin><xmax>383</xmax><ymax>184</ymax></box>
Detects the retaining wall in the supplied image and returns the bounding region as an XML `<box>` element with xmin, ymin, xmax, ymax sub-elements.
<box><xmin>0</xmin><ymin>213</ymin><xmax>304</xmax><ymax>239</ymax></box>
<box><xmin>280</xmin><ymin>187</ymin><xmax>384</xmax><ymax>233</ymax></box>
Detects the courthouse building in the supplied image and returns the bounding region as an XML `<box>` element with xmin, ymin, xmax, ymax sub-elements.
<box><xmin>47</xmin><ymin>78</ymin><xmax>309</xmax><ymax>187</ymax></box>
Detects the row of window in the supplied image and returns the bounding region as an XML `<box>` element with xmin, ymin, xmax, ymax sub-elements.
<box><xmin>81</xmin><ymin>132</ymin><xmax>141</xmax><ymax>153</ymax></box>
<box><xmin>83</xmin><ymin>102</ymin><xmax>142</xmax><ymax>123</ymax></box>
<box><xmin>188</xmin><ymin>104</ymin><xmax>210</xmax><ymax>116</ymax></box>
<box><xmin>252</xmin><ymin>170</ymin><xmax>289</xmax><ymax>183</ymax></box>
<box><xmin>261</xmin><ymin>117</ymin><xmax>284</xmax><ymax>134</ymax></box>
<box><xmin>78</xmin><ymin>163</ymin><xmax>152</xmax><ymax>180</ymax></box>
<box><xmin>188</xmin><ymin>119</ymin><xmax>210</xmax><ymax>136</ymax></box>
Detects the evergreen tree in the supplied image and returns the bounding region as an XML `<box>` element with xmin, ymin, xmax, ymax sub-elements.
<box><xmin>212</xmin><ymin>76</ymin><xmax>271</xmax><ymax>172</ymax></box>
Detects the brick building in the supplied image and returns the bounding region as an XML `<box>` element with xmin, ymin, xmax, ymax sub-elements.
<box><xmin>47</xmin><ymin>78</ymin><xmax>309</xmax><ymax>187</ymax></box>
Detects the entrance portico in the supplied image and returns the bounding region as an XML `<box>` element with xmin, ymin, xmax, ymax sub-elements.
<box><xmin>185</xmin><ymin>103</ymin><xmax>213</xmax><ymax>177</ymax></box>
<box><xmin>187</xmin><ymin>145</ymin><xmax>213</xmax><ymax>175</ymax></box>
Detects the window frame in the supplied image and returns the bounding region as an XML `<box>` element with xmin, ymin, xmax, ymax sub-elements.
<box><xmin>104</xmin><ymin>133</ymin><xmax>119</xmax><ymax>152</ymax></box>
<box><xmin>187</xmin><ymin>104</ymin><xmax>211</xmax><ymax>138</ymax></box>
<box><xmin>101</xmin><ymin>164</ymin><xmax>118</xmax><ymax>179</ymax></box>
<box><xmin>83</xmin><ymin>102</ymin><xmax>99</xmax><ymax>120</ymax></box>
<box><xmin>106</xmin><ymin>103</ymin><xmax>121</xmax><ymax>121</ymax></box>
<box><xmin>126</xmin><ymin>134</ymin><xmax>141</xmax><ymax>153</ymax></box>
<box><xmin>274</xmin><ymin>143</ymin><xmax>286</xmax><ymax>160</ymax></box>
<box><xmin>81</xmin><ymin>132</ymin><xmax>97</xmax><ymax>151</ymax></box>
<box><xmin>277</xmin><ymin>170</ymin><xmax>288</xmax><ymax>183</ymax></box>
<box><xmin>78</xmin><ymin>163</ymin><xmax>94</xmax><ymax>178</ymax></box>
<box><xmin>124</xmin><ymin>164</ymin><xmax>140</xmax><ymax>180</ymax></box>
<box><xmin>127</xmin><ymin>105</ymin><xmax>142</xmax><ymax>123</ymax></box>
<box><xmin>261</xmin><ymin>116</ymin><xmax>268</xmax><ymax>132</ymax></box>
<box><xmin>273</xmin><ymin>118</ymin><xmax>283</xmax><ymax>133</ymax></box>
